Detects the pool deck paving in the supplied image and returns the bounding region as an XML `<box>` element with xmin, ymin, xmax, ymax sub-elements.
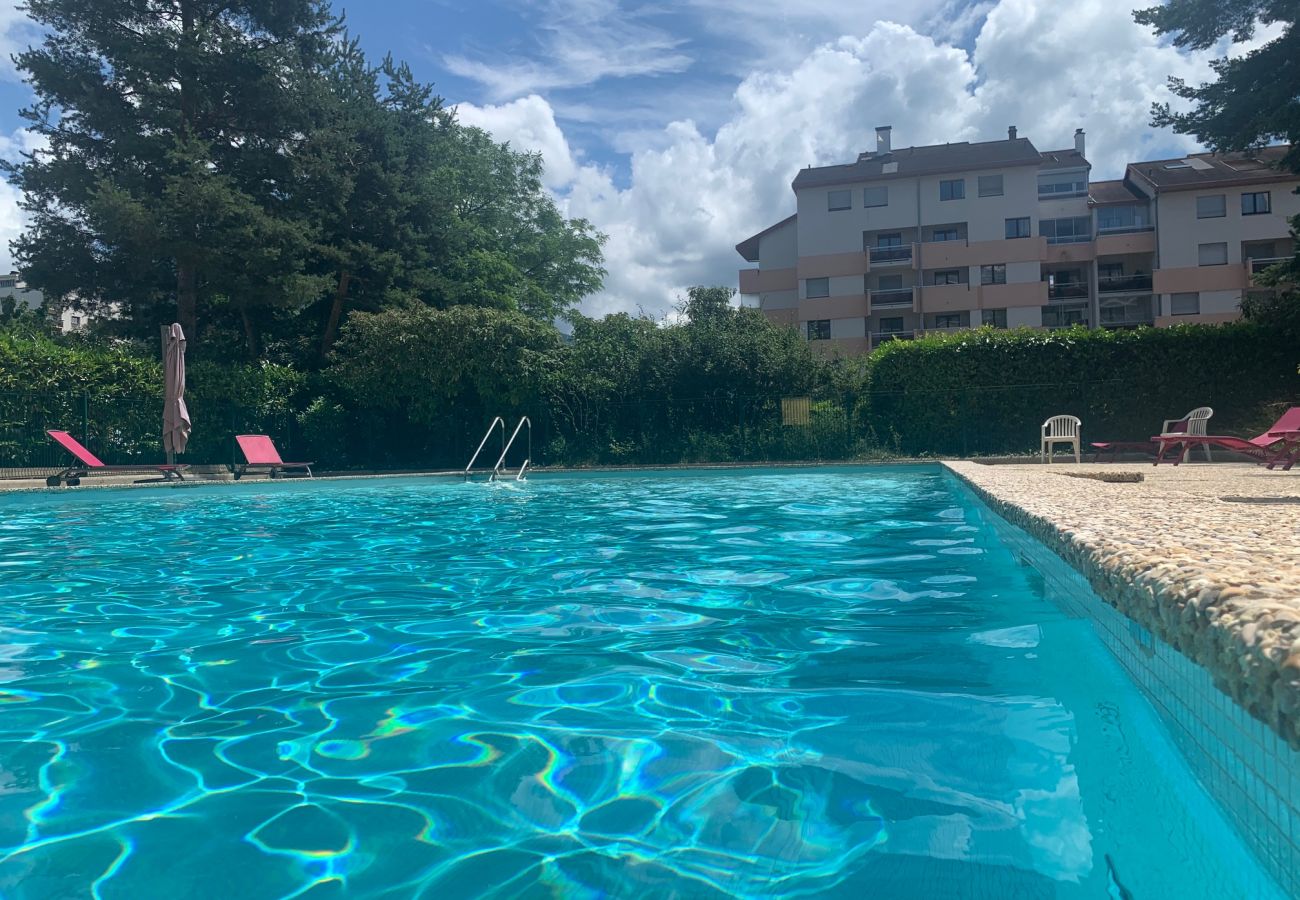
<box><xmin>944</xmin><ymin>460</ymin><xmax>1300</xmax><ymax>748</ymax></box>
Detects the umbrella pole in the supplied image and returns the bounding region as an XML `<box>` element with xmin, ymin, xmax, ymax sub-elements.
<box><xmin>162</xmin><ymin>324</ymin><xmax>175</xmax><ymax>465</ymax></box>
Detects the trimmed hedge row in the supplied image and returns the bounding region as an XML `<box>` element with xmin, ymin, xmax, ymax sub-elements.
<box><xmin>862</xmin><ymin>324</ymin><xmax>1300</xmax><ymax>456</ymax></box>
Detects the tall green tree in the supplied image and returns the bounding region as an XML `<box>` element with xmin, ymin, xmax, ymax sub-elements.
<box><xmin>1136</xmin><ymin>0</ymin><xmax>1300</xmax><ymax>171</ymax></box>
<box><xmin>6</xmin><ymin>0</ymin><xmax>339</xmax><ymax>347</ymax></box>
<box><xmin>1137</xmin><ymin>0</ymin><xmax>1300</xmax><ymax>328</ymax></box>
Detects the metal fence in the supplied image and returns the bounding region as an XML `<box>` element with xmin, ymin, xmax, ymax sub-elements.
<box><xmin>3</xmin><ymin>378</ymin><xmax>1292</xmax><ymax>478</ymax></box>
<box><xmin>0</xmin><ymin>391</ymin><xmax>304</xmax><ymax>479</ymax></box>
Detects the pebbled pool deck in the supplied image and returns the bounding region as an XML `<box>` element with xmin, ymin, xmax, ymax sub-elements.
<box><xmin>945</xmin><ymin>460</ymin><xmax>1300</xmax><ymax>748</ymax></box>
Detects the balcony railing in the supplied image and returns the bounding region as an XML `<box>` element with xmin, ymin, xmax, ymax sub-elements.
<box><xmin>1047</xmin><ymin>282</ymin><xmax>1089</xmax><ymax>301</ymax></box>
<box><xmin>1041</xmin><ymin>305</ymin><xmax>1089</xmax><ymax>329</ymax></box>
<box><xmin>1099</xmin><ymin>297</ymin><xmax>1155</xmax><ymax>328</ymax></box>
<box><xmin>1096</xmin><ymin>224</ymin><xmax>1154</xmax><ymax>235</ymax></box>
<box><xmin>870</xmin><ymin>330</ymin><xmax>916</xmax><ymax>349</ymax></box>
<box><xmin>1045</xmin><ymin>234</ymin><xmax>1091</xmax><ymax>245</ymax></box>
<box><xmin>868</xmin><ymin>245</ymin><xmax>913</xmax><ymax>266</ymax></box>
<box><xmin>1097</xmin><ymin>273</ymin><xmax>1153</xmax><ymax>294</ymax></box>
<box><xmin>870</xmin><ymin>287</ymin><xmax>915</xmax><ymax>308</ymax></box>
<box><xmin>1249</xmin><ymin>256</ymin><xmax>1289</xmax><ymax>277</ymax></box>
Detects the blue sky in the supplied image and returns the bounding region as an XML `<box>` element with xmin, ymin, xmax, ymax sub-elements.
<box><xmin>0</xmin><ymin>0</ymin><xmax>1269</xmax><ymax>315</ymax></box>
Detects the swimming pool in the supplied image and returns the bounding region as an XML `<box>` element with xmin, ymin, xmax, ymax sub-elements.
<box><xmin>0</xmin><ymin>467</ymin><xmax>1283</xmax><ymax>898</ymax></box>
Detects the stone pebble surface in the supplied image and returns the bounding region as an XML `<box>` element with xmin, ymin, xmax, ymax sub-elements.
<box><xmin>945</xmin><ymin>460</ymin><xmax>1300</xmax><ymax>748</ymax></box>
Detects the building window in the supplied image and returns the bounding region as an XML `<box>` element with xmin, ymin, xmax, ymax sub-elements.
<box><xmin>1042</xmin><ymin>304</ymin><xmax>1088</xmax><ymax>328</ymax></box>
<box><xmin>1098</xmin><ymin>262</ymin><xmax>1124</xmax><ymax>279</ymax></box>
<box><xmin>930</xmin><ymin>227</ymin><xmax>959</xmax><ymax>242</ymax></box>
<box><xmin>1097</xmin><ymin>205</ymin><xmax>1149</xmax><ymax>232</ymax></box>
<box><xmin>932</xmin><ymin>269</ymin><xmax>962</xmax><ymax>285</ymax></box>
<box><xmin>1197</xmin><ymin>242</ymin><xmax>1228</xmax><ymax>266</ymax></box>
<box><xmin>977</xmin><ymin>174</ymin><xmax>1003</xmax><ymax>197</ymax></box>
<box><xmin>1005</xmin><ymin>217</ymin><xmax>1031</xmax><ymax>239</ymax></box>
<box><xmin>939</xmin><ymin>179</ymin><xmax>965</xmax><ymax>201</ymax></box>
<box><xmin>828</xmin><ymin>190</ymin><xmax>851</xmax><ymax>211</ymax></box>
<box><xmin>863</xmin><ymin>186</ymin><xmax>888</xmax><ymax>208</ymax></box>
<box><xmin>931</xmin><ymin>313</ymin><xmax>965</xmax><ymax>329</ymax></box>
<box><xmin>1195</xmin><ymin>194</ymin><xmax>1226</xmax><ymax>218</ymax></box>
<box><xmin>876</xmin><ymin>273</ymin><xmax>903</xmax><ymax>290</ymax></box>
<box><xmin>1170</xmin><ymin>292</ymin><xmax>1200</xmax><ymax>315</ymax></box>
<box><xmin>878</xmin><ymin>316</ymin><xmax>904</xmax><ymax>333</ymax></box>
<box><xmin>0</xmin><ymin>278</ymin><xmax>15</xmax><ymax>289</ymax></box>
<box><xmin>1241</xmin><ymin>191</ymin><xmax>1271</xmax><ymax>215</ymax></box>
<box><xmin>71</xmin><ymin>315</ymin><xmax>82</xmax><ymax>328</ymax></box>
<box><xmin>806</xmin><ymin>319</ymin><xmax>831</xmax><ymax>340</ymax></box>
<box><xmin>1037</xmin><ymin>171</ymin><xmax>1088</xmax><ymax>197</ymax></box>
<box><xmin>805</xmin><ymin>277</ymin><xmax>830</xmax><ymax>298</ymax></box>
<box><xmin>980</xmin><ymin>264</ymin><xmax>1007</xmax><ymax>285</ymax></box>
<box><xmin>981</xmin><ymin>308</ymin><xmax>1007</xmax><ymax>328</ymax></box>
<box><xmin>1040</xmin><ymin>216</ymin><xmax>1091</xmax><ymax>244</ymax></box>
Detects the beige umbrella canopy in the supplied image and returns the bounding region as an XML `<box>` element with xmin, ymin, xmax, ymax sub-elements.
<box><xmin>163</xmin><ymin>323</ymin><xmax>191</xmax><ymax>463</ymax></box>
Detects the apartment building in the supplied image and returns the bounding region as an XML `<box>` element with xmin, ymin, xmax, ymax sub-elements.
<box><xmin>736</xmin><ymin>128</ymin><xmax>1298</xmax><ymax>354</ymax></box>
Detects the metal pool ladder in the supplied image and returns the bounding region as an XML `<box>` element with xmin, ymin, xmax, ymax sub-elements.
<box><xmin>492</xmin><ymin>417</ymin><xmax>531</xmax><ymax>481</ymax></box>
<box><xmin>464</xmin><ymin>416</ymin><xmax>531</xmax><ymax>481</ymax></box>
<box><xmin>464</xmin><ymin>416</ymin><xmax>504</xmax><ymax>480</ymax></box>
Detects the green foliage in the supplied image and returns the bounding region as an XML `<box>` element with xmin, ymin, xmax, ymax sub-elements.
<box><xmin>864</xmin><ymin>324</ymin><xmax>1300</xmax><ymax>455</ymax></box>
<box><xmin>4</xmin><ymin>4</ymin><xmax>606</xmax><ymax>360</ymax></box>
<box><xmin>1136</xmin><ymin>0</ymin><xmax>1300</xmax><ymax>290</ymax></box>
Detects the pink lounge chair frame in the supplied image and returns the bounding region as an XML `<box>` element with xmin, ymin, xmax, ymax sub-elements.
<box><xmin>1151</xmin><ymin>408</ymin><xmax>1300</xmax><ymax>470</ymax></box>
<box><xmin>233</xmin><ymin>434</ymin><xmax>313</xmax><ymax>480</ymax></box>
<box><xmin>45</xmin><ymin>430</ymin><xmax>188</xmax><ymax>487</ymax></box>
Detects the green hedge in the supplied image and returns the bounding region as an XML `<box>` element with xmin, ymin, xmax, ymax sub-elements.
<box><xmin>0</xmin><ymin>330</ymin><xmax>310</xmax><ymax>467</ymax></box>
<box><xmin>863</xmin><ymin>324</ymin><xmax>1300</xmax><ymax>455</ymax></box>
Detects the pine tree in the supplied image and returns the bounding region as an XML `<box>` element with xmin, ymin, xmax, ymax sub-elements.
<box><xmin>6</xmin><ymin>0</ymin><xmax>339</xmax><ymax>347</ymax></box>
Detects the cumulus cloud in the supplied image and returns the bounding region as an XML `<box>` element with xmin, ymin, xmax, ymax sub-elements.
<box><xmin>455</xmin><ymin>0</ymin><xmax>1269</xmax><ymax>318</ymax></box>
<box><xmin>444</xmin><ymin>0</ymin><xmax>691</xmax><ymax>100</ymax></box>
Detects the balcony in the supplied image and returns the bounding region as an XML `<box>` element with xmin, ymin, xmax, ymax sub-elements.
<box><xmin>1046</xmin><ymin>234</ymin><xmax>1091</xmax><ymax>245</ymax></box>
<box><xmin>870</xmin><ymin>330</ymin><xmax>917</xmax><ymax>349</ymax></box>
<box><xmin>1100</xmin><ymin>296</ymin><xmax>1155</xmax><ymax>328</ymax></box>
<box><xmin>869</xmin><ymin>287</ymin><xmax>915</xmax><ymax>309</ymax></box>
<box><xmin>868</xmin><ymin>244</ymin><xmax>914</xmax><ymax>266</ymax></box>
<box><xmin>1096</xmin><ymin>224</ymin><xmax>1154</xmax><ymax>236</ymax></box>
<box><xmin>1097</xmin><ymin>273</ymin><xmax>1153</xmax><ymax>294</ymax></box>
<box><xmin>1248</xmin><ymin>257</ymin><xmax>1291</xmax><ymax>284</ymax></box>
<box><xmin>1047</xmin><ymin>282</ymin><xmax>1089</xmax><ymax>301</ymax></box>
<box><xmin>1042</xmin><ymin>304</ymin><xmax>1089</xmax><ymax>329</ymax></box>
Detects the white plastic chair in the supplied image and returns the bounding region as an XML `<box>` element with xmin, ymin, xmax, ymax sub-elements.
<box><xmin>1161</xmin><ymin>406</ymin><xmax>1213</xmax><ymax>462</ymax></box>
<box><xmin>1041</xmin><ymin>415</ymin><xmax>1082</xmax><ymax>463</ymax></box>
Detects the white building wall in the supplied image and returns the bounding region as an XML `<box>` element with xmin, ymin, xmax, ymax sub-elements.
<box><xmin>758</xmin><ymin>219</ymin><xmax>798</xmax><ymax>269</ymax></box>
<box><xmin>1156</xmin><ymin>182</ymin><xmax>1300</xmax><ymax>267</ymax></box>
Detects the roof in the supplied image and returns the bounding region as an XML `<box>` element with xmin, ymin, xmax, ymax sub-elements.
<box><xmin>791</xmin><ymin>137</ymin><xmax>1045</xmax><ymax>190</ymax></box>
<box><xmin>1038</xmin><ymin>148</ymin><xmax>1090</xmax><ymax>171</ymax></box>
<box><xmin>1127</xmin><ymin>146</ymin><xmax>1296</xmax><ymax>192</ymax></box>
<box><xmin>735</xmin><ymin>213</ymin><xmax>796</xmax><ymax>262</ymax></box>
<box><xmin>1088</xmin><ymin>179</ymin><xmax>1148</xmax><ymax>205</ymax></box>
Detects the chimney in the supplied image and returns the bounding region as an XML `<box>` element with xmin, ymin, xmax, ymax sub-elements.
<box><xmin>1008</xmin><ymin>125</ymin><xmax>1017</xmax><ymax>140</ymax></box>
<box><xmin>1074</xmin><ymin>128</ymin><xmax>1086</xmax><ymax>157</ymax></box>
<box><xmin>876</xmin><ymin>125</ymin><xmax>892</xmax><ymax>154</ymax></box>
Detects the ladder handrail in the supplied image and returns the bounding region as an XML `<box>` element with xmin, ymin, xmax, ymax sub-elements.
<box><xmin>492</xmin><ymin>417</ymin><xmax>531</xmax><ymax>481</ymax></box>
<box><xmin>464</xmin><ymin>416</ymin><xmax>505</xmax><ymax>478</ymax></box>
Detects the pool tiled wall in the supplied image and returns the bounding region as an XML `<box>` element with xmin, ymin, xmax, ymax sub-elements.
<box><xmin>967</xmin><ymin>491</ymin><xmax>1300</xmax><ymax>896</ymax></box>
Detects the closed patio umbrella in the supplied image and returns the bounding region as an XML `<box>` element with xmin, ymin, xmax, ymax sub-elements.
<box><xmin>163</xmin><ymin>323</ymin><xmax>191</xmax><ymax>464</ymax></box>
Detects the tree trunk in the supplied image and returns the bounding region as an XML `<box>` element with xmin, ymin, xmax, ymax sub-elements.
<box><xmin>319</xmin><ymin>269</ymin><xmax>352</xmax><ymax>361</ymax></box>
<box><xmin>240</xmin><ymin>303</ymin><xmax>260</xmax><ymax>359</ymax></box>
<box><xmin>176</xmin><ymin>258</ymin><xmax>198</xmax><ymax>340</ymax></box>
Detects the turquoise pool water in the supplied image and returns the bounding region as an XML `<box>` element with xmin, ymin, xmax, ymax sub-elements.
<box><xmin>0</xmin><ymin>468</ymin><xmax>1281</xmax><ymax>898</ymax></box>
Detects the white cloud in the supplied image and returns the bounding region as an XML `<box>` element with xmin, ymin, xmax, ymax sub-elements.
<box><xmin>454</xmin><ymin>0</ymin><xmax>1271</xmax><ymax>319</ymax></box>
<box><xmin>443</xmin><ymin>0</ymin><xmax>692</xmax><ymax>100</ymax></box>
<box><xmin>0</xmin><ymin>5</ymin><xmax>38</xmax><ymax>82</ymax></box>
<box><xmin>454</xmin><ymin>95</ymin><xmax>579</xmax><ymax>190</ymax></box>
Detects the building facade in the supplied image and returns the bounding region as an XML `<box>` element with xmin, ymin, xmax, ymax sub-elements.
<box><xmin>736</xmin><ymin>128</ymin><xmax>1298</xmax><ymax>354</ymax></box>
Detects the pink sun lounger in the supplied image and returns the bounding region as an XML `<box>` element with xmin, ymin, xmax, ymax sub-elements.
<box><xmin>233</xmin><ymin>434</ymin><xmax>313</xmax><ymax>480</ymax></box>
<box><xmin>1152</xmin><ymin>407</ymin><xmax>1300</xmax><ymax>469</ymax></box>
<box><xmin>45</xmin><ymin>430</ymin><xmax>188</xmax><ymax>487</ymax></box>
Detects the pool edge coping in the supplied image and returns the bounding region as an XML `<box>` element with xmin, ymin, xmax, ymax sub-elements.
<box><xmin>941</xmin><ymin>460</ymin><xmax>1300</xmax><ymax>751</ymax></box>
